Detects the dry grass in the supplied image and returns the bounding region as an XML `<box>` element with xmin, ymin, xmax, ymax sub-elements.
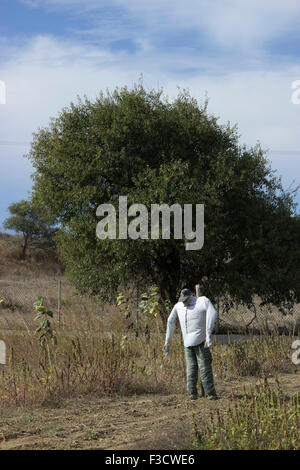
<box><xmin>0</xmin><ymin>312</ymin><xmax>186</xmax><ymax>407</ymax></box>
<box><xmin>0</xmin><ymin>302</ymin><xmax>297</xmax><ymax>408</ymax></box>
<box><xmin>219</xmin><ymin>295</ymin><xmax>300</xmax><ymax>334</ymax></box>
<box><xmin>0</xmin><ymin>234</ymin><xmax>187</xmax><ymax>405</ymax></box>
<box><xmin>0</xmin><ymin>231</ymin><xmax>299</xmax><ymax>452</ymax></box>
<box><xmin>213</xmin><ymin>330</ymin><xmax>298</xmax><ymax>379</ymax></box>
<box><xmin>0</xmin><ymin>232</ymin><xmax>298</xmax><ymax>409</ymax></box>
<box><xmin>192</xmin><ymin>377</ymin><xmax>300</xmax><ymax>449</ymax></box>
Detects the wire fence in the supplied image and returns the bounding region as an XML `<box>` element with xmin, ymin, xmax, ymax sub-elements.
<box><xmin>217</xmin><ymin>298</ymin><xmax>300</xmax><ymax>333</ymax></box>
<box><xmin>0</xmin><ymin>278</ymin><xmax>299</xmax><ymax>333</ymax></box>
<box><xmin>0</xmin><ymin>277</ymin><xmax>99</xmax><ymax>330</ymax></box>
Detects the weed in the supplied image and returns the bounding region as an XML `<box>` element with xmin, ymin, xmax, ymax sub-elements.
<box><xmin>192</xmin><ymin>377</ymin><xmax>300</xmax><ymax>450</ymax></box>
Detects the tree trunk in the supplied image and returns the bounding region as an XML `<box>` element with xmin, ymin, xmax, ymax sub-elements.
<box><xmin>21</xmin><ymin>235</ymin><xmax>28</xmax><ymax>259</ymax></box>
<box><xmin>158</xmin><ymin>259</ymin><xmax>181</xmax><ymax>326</ymax></box>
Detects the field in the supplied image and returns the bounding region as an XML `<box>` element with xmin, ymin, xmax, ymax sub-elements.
<box><xmin>0</xmin><ymin>374</ymin><xmax>298</xmax><ymax>451</ymax></box>
<box><xmin>0</xmin><ymin>235</ymin><xmax>299</xmax><ymax>450</ymax></box>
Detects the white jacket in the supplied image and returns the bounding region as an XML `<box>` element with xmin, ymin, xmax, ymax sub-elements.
<box><xmin>165</xmin><ymin>296</ymin><xmax>218</xmax><ymax>348</ymax></box>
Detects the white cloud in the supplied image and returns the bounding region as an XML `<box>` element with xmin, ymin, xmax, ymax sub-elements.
<box><xmin>119</xmin><ymin>0</ymin><xmax>300</xmax><ymax>45</ymax></box>
<box><xmin>18</xmin><ymin>0</ymin><xmax>300</xmax><ymax>53</ymax></box>
<box><xmin>1</xmin><ymin>34</ymin><xmax>300</xmax><ymax>152</ymax></box>
<box><xmin>2</xmin><ymin>0</ymin><xmax>300</xmax><ymax>215</ymax></box>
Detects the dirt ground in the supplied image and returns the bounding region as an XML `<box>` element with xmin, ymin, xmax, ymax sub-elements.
<box><xmin>0</xmin><ymin>373</ymin><xmax>299</xmax><ymax>450</ymax></box>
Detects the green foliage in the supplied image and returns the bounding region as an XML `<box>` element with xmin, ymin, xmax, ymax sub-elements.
<box><xmin>27</xmin><ymin>84</ymin><xmax>300</xmax><ymax>318</ymax></box>
<box><xmin>4</xmin><ymin>198</ymin><xmax>56</xmax><ymax>258</ymax></box>
<box><xmin>192</xmin><ymin>377</ymin><xmax>300</xmax><ymax>450</ymax></box>
<box><xmin>33</xmin><ymin>297</ymin><xmax>57</xmax><ymax>345</ymax></box>
<box><xmin>120</xmin><ymin>334</ymin><xmax>128</xmax><ymax>350</ymax></box>
<box><xmin>117</xmin><ymin>291</ymin><xmax>131</xmax><ymax>319</ymax></box>
<box><xmin>139</xmin><ymin>286</ymin><xmax>170</xmax><ymax>319</ymax></box>
<box><xmin>117</xmin><ymin>286</ymin><xmax>170</xmax><ymax>324</ymax></box>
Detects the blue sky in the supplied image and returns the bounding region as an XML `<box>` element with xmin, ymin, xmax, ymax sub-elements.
<box><xmin>0</xmin><ymin>0</ymin><xmax>300</xmax><ymax>229</ymax></box>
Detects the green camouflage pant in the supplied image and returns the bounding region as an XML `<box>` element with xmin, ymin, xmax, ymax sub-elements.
<box><xmin>184</xmin><ymin>342</ymin><xmax>216</xmax><ymax>397</ymax></box>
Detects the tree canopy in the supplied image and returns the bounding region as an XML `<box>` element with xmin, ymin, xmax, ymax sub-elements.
<box><xmin>4</xmin><ymin>199</ymin><xmax>57</xmax><ymax>258</ymax></box>
<box><xmin>27</xmin><ymin>84</ymin><xmax>300</xmax><ymax>321</ymax></box>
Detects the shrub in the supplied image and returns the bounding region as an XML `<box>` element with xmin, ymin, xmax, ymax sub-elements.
<box><xmin>192</xmin><ymin>377</ymin><xmax>300</xmax><ymax>450</ymax></box>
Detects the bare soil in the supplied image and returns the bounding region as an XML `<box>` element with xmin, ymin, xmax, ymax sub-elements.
<box><xmin>0</xmin><ymin>373</ymin><xmax>299</xmax><ymax>450</ymax></box>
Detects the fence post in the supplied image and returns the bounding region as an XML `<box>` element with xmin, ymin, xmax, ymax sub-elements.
<box><xmin>195</xmin><ymin>283</ymin><xmax>205</xmax><ymax>397</ymax></box>
<box><xmin>58</xmin><ymin>280</ymin><xmax>61</xmax><ymax>327</ymax></box>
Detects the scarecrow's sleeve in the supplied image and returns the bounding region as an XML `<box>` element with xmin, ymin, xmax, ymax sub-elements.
<box><xmin>205</xmin><ymin>298</ymin><xmax>218</xmax><ymax>347</ymax></box>
<box><xmin>165</xmin><ymin>306</ymin><xmax>178</xmax><ymax>346</ymax></box>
